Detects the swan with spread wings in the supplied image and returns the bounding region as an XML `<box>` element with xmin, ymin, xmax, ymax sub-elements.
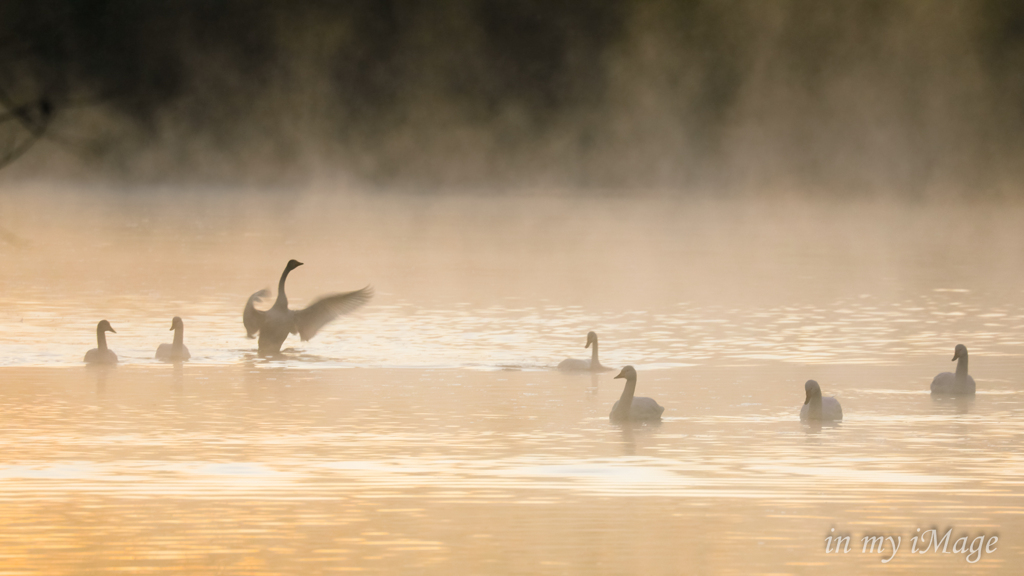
<box><xmin>244</xmin><ymin>259</ymin><xmax>373</xmax><ymax>356</ymax></box>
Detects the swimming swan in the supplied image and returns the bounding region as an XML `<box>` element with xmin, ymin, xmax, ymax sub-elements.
<box><xmin>156</xmin><ymin>316</ymin><xmax>191</xmax><ymax>361</ymax></box>
<box><xmin>930</xmin><ymin>344</ymin><xmax>976</xmax><ymax>395</ymax></box>
<box><xmin>558</xmin><ymin>331</ymin><xmax>611</xmax><ymax>371</ymax></box>
<box><xmin>84</xmin><ymin>320</ymin><xmax>118</xmax><ymax>365</ymax></box>
<box><xmin>609</xmin><ymin>365</ymin><xmax>664</xmax><ymax>422</ymax></box>
<box><xmin>800</xmin><ymin>380</ymin><xmax>842</xmax><ymax>421</ymax></box>
<box><xmin>244</xmin><ymin>259</ymin><xmax>373</xmax><ymax>356</ymax></box>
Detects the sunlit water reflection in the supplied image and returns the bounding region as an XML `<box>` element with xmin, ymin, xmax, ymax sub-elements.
<box><xmin>0</xmin><ymin>192</ymin><xmax>1022</xmax><ymax>574</ymax></box>
<box><xmin>4</xmin><ymin>292</ymin><xmax>1024</xmax><ymax>371</ymax></box>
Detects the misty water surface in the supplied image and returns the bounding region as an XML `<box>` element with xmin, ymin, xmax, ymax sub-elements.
<box><xmin>0</xmin><ymin>191</ymin><xmax>1022</xmax><ymax>574</ymax></box>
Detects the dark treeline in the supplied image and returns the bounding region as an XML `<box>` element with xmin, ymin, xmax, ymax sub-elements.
<box><xmin>2</xmin><ymin>0</ymin><xmax>1024</xmax><ymax>194</ymax></box>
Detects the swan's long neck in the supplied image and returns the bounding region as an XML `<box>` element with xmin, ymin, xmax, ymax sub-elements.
<box><xmin>807</xmin><ymin>393</ymin><xmax>822</xmax><ymax>420</ymax></box>
<box><xmin>273</xmin><ymin>267</ymin><xmax>292</xmax><ymax>309</ymax></box>
<box><xmin>173</xmin><ymin>325</ymin><xmax>184</xmax><ymax>350</ymax></box>
<box><xmin>615</xmin><ymin>377</ymin><xmax>636</xmax><ymax>417</ymax></box>
<box><xmin>96</xmin><ymin>327</ymin><xmax>108</xmax><ymax>351</ymax></box>
<box><xmin>955</xmin><ymin>354</ymin><xmax>969</xmax><ymax>384</ymax></box>
<box><xmin>590</xmin><ymin>340</ymin><xmax>601</xmax><ymax>369</ymax></box>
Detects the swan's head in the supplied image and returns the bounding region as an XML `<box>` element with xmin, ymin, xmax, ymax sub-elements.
<box><xmin>614</xmin><ymin>365</ymin><xmax>637</xmax><ymax>380</ymax></box>
<box><xmin>585</xmin><ymin>331</ymin><xmax>597</xmax><ymax>348</ymax></box>
<box><xmin>97</xmin><ymin>320</ymin><xmax>116</xmax><ymax>334</ymax></box>
<box><xmin>804</xmin><ymin>379</ymin><xmax>821</xmax><ymax>404</ymax></box>
<box><xmin>952</xmin><ymin>343</ymin><xmax>968</xmax><ymax>361</ymax></box>
<box><xmin>170</xmin><ymin>316</ymin><xmax>183</xmax><ymax>331</ymax></box>
<box><xmin>286</xmin><ymin>259</ymin><xmax>304</xmax><ymax>272</ymax></box>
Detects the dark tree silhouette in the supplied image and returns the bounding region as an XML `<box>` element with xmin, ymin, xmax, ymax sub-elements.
<box><xmin>0</xmin><ymin>93</ymin><xmax>53</xmax><ymax>170</ymax></box>
<box><xmin>3</xmin><ymin>0</ymin><xmax>1024</xmax><ymax>190</ymax></box>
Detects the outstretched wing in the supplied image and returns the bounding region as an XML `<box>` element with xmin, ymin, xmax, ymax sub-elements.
<box><xmin>294</xmin><ymin>286</ymin><xmax>373</xmax><ymax>341</ymax></box>
<box><xmin>243</xmin><ymin>289</ymin><xmax>271</xmax><ymax>338</ymax></box>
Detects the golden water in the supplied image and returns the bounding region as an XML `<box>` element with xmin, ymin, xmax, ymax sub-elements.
<box><xmin>0</xmin><ymin>190</ymin><xmax>1022</xmax><ymax>574</ymax></box>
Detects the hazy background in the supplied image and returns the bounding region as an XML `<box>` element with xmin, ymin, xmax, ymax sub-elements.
<box><xmin>2</xmin><ymin>0</ymin><xmax>1024</xmax><ymax>195</ymax></box>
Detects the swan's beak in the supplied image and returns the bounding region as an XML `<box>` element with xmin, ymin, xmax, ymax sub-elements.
<box><xmin>585</xmin><ymin>339</ymin><xmax>592</xmax><ymax>349</ymax></box>
<box><xmin>169</xmin><ymin>325</ymin><xmax>174</xmax><ymax>331</ymax></box>
<box><xmin>614</xmin><ymin>370</ymin><xmax>626</xmax><ymax>379</ymax></box>
<box><xmin>296</xmin><ymin>261</ymin><xmax>304</xmax><ymax>267</ymax></box>
<box><xmin>804</xmin><ymin>391</ymin><xmax>810</xmax><ymax>405</ymax></box>
<box><xmin>951</xmin><ymin>351</ymin><xmax>959</xmax><ymax>361</ymax></box>
<box><xmin>108</xmin><ymin>327</ymin><xmax>116</xmax><ymax>334</ymax></box>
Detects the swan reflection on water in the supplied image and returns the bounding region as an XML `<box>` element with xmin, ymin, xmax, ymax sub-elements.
<box><xmin>170</xmin><ymin>362</ymin><xmax>186</xmax><ymax>405</ymax></box>
<box><xmin>88</xmin><ymin>363</ymin><xmax>112</xmax><ymax>396</ymax></box>
<box><xmin>930</xmin><ymin>393</ymin><xmax>975</xmax><ymax>415</ymax></box>
<box><xmin>612</xmin><ymin>418</ymin><xmax>663</xmax><ymax>457</ymax></box>
<box><xmin>802</xmin><ymin>419</ymin><xmax>842</xmax><ymax>435</ymax></box>
<box><xmin>239</xmin><ymin>350</ymin><xmax>335</xmax><ymax>364</ymax></box>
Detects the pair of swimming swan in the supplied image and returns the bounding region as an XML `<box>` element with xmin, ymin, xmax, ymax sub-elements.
<box><xmin>244</xmin><ymin>259</ymin><xmax>373</xmax><ymax>355</ymax></box>
<box><xmin>630</xmin><ymin>343</ymin><xmax>976</xmax><ymax>424</ymax></box>
<box><xmin>799</xmin><ymin>343</ymin><xmax>978</xmax><ymax>422</ymax></box>
<box><xmin>84</xmin><ymin>317</ymin><xmax>191</xmax><ymax>365</ymax></box>
<box><xmin>556</xmin><ymin>333</ymin><xmax>663</xmax><ymax>422</ymax></box>
<box><xmin>565</xmin><ymin>332</ymin><xmax>828</xmax><ymax>424</ymax></box>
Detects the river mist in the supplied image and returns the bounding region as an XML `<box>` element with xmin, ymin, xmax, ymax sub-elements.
<box><xmin>3</xmin><ymin>2</ymin><xmax>1024</xmax><ymax>574</ymax></box>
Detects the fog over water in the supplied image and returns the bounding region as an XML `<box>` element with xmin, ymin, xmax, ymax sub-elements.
<box><xmin>3</xmin><ymin>0</ymin><xmax>1024</xmax><ymax>192</ymax></box>
<box><xmin>1</xmin><ymin>189</ymin><xmax>1024</xmax><ymax>573</ymax></box>
<box><xmin>3</xmin><ymin>1</ymin><xmax>1024</xmax><ymax>575</ymax></box>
